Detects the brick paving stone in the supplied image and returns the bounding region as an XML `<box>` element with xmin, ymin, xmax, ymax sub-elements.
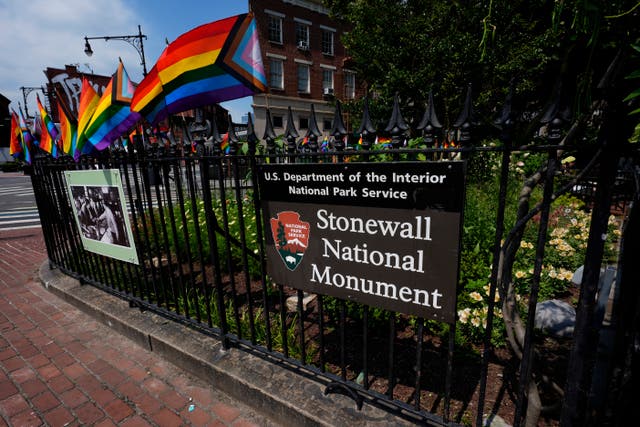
<box><xmin>142</xmin><ymin>377</ymin><xmax>169</xmax><ymax>396</ymax></box>
<box><xmin>100</xmin><ymin>367</ymin><xmax>128</xmax><ymax>387</ymax></box>
<box><xmin>133</xmin><ymin>393</ymin><xmax>163</xmax><ymax>415</ymax></box>
<box><xmin>48</xmin><ymin>374</ymin><xmax>74</xmax><ymax>393</ymax></box>
<box><xmin>0</xmin><ymin>381</ymin><xmax>18</xmax><ymax>401</ymax></box>
<box><xmin>0</xmin><ymin>348</ymin><xmax>16</xmax><ymax>361</ymax></box>
<box><xmin>31</xmin><ymin>390</ymin><xmax>60</xmax><ymax>413</ymax></box>
<box><xmin>59</xmin><ymin>388</ymin><xmax>89</xmax><ymax>409</ymax></box>
<box><xmin>181</xmin><ymin>404</ymin><xmax>214</xmax><ymax>426</ymax></box>
<box><xmin>117</xmin><ymin>381</ymin><xmax>145</xmax><ymax>400</ymax></box>
<box><xmin>27</xmin><ymin>353</ymin><xmax>50</xmax><ymax>368</ymax></box>
<box><xmin>10</xmin><ymin>366</ymin><xmax>36</xmax><ymax>384</ymax></box>
<box><xmin>120</xmin><ymin>415</ymin><xmax>153</xmax><ymax>426</ymax></box>
<box><xmin>20</xmin><ymin>378</ymin><xmax>48</xmax><ymax>396</ymax></box>
<box><xmin>94</xmin><ymin>418</ymin><xmax>118</xmax><ymax>427</ymax></box>
<box><xmin>151</xmin><ymin>407</ymin><xmax>183</xmax><ymax>427</ymax></box>
<box><xmin>62</xmin><ymin>362</ymin><xmax>88</xmax><ymax>380</ymax></box>
<box><xmin>103</xmin><ymin>398</ymin><xmax>134</xmax><ymax>422</ymax></box>
<box><xmin>9</xmin><ymin>409</ymin><xmax>43</xmax><ymax>426</ymax></box>
<box><xmin>2</xmin><ymin>356</ymin><xmax>25</xmax><ymax>372</ymax></box>
<box><xmin>37</xmin><ymin>363</ymin><xmax>62</xmax><ymax>380</ymax></box>
<box><xmin>212</xmin><ymin>401</ymin><xmax>241</xmax><ymax>424</ymax></box>
<box><xmin>159</xmin><ymin>388</ymin><xmax>189</xmax><ymax>412</ymax></box>
<box><xmin>44</xmin><ymin>406</ymin><xmax>74</xmax><ymax>426</ymax></box>
<box><xmin>92</xmin><ymin>387</ymin><xmax>118</xmax><ymax>408</ymax></box>
<box><xmin>52</xmin><ymin>351</ymin><xmax>76</xmax><ymax>368</ymax></box>
<box><xmin>75</xmin><ymin>401</ymin><xmax>105</xmax><ymax>425</ymax></box>
<box><xmin>0</xmin><ymin>394</ymin><xmax>30</xmax><ymax>417</ymax></box>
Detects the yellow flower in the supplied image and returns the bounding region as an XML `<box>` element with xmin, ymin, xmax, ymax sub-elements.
<box><xmin>515</xmin><ymin>270</ymin><xmax>527</xmax><ymax>279</ymax></box>
<box><xmin>469</xmin><ymin>291</ymin><xmax>483</xmax><ymax>302</ymax></box>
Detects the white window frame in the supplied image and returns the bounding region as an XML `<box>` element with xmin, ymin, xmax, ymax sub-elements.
<box><xmin>321</xmin><ymin>65</ymin><xmax>335</xmax><ymax>93</ymax></box>
<box><xmin>320</xmin><ymin>25</ymin><xmax>335</xmax><ymax>56</ymax></box>
<box><xmin>296</xmin><ymin>60</ymin><xmax>311</xmax><ymax>93</ymax></box>
<box><xmin>266</xmin><ymin>10</ymin><xmax>284</xmax><ymax>44</ymax></box>
<box><xmin>294</xmin><ymin>18</ymin><xmax>311</xmax><ymax>50</ymax></box>
<box><xmin>344</xmin><ymin>70</ymin><xmax>356</xmax><ymax>99</ymax></box>
<box><xmin>268</xmin><ymin>54</ymin><xmax>285</xmax><ymax>90</ymax></box>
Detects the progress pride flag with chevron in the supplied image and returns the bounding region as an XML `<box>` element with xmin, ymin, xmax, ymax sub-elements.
<box><xmin>131</xmin><ymin>13</ymin><xmax>267</xmax><ymax>125</ymax></box>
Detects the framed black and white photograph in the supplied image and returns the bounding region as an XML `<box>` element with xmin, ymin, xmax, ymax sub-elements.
<box><xmin>65</xmin><ymin>169</ymin><xmax>139</xmax><ymax>264</ymax></box>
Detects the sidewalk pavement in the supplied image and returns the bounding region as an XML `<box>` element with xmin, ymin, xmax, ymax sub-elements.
<box><xmin>0</xmin><ymin>228</ymin><xmax>276</xmax><ymax>427</ymax></box>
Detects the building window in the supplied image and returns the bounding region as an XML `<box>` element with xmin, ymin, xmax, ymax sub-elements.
<box><xmin>269</xmin><ymin>58</ymin><xmax>284</xmax><ymax>90</ymax></box>
<box><xmin>344</xmin><ymin>71</ymin><xmax>356</xmax><ymax>99</ymax></box>
<box><xmin>268</xmin><ymin>14</ymin><xmax>283</xmax><ymax>44</ymax></box>
<box><xmin>273</xmin><ymin>115</ymin><xmax>284</xmax><ymax>128</ymax></box>
<box><xmin>322</xmin><ymin>68</ymin><xmax>334</xmax><ymax>95</ymax></box>
<box><xmin>299</xmin><ymin>117</ymin><xmax>309</xmax><ymax>130</ymax></box>
<box><xmin>323</xmin><ymin>119</ymin><xmax>332</xmax><ymax>131</ymax></box>
<box><xmin>297</xmin><ymin>63</ymin><xmax>310</xmax><ymax>93</ymax></box>
<box><xmin>295</xmin><ymin>21</ymin><xmax>310</xmax><ymax>50</ymax></box>
<box><xmin>321</xmin><ymin>28</ymin><xmax>335</xmax><ymax>56</ymax></box>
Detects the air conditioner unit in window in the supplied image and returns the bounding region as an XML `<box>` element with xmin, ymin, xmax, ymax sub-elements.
<box><xmin>323</xmin><ymin>87</ymin><xmax>334</xmax><ymax>96</ymax></box>
<box><xmin>297</xmin><ymin>41</ymin><xmax>309</xmax><ymax>51</ymax></box>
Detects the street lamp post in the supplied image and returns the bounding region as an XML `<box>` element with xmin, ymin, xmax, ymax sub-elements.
<box><xmin>84</xmin><ymin>25</ymin><xmax>148</xmax><ymax>76</ymax></box>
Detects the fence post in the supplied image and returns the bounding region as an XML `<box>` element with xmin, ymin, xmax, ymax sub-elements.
<box><xmin>560</xmin><ymin>54</ymin><xmax>628</xmax><ymax>426</ymax></box>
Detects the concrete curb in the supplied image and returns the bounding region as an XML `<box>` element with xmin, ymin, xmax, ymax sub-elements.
<box><xmin>38</xmin><ymin>262</ymin><xmax>417</xmax><ymax>426</ymax></box>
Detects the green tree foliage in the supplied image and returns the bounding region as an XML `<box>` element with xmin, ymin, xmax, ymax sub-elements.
<box><xmin>325</xmin><ymin>0</ymin><xmax>640</xmax><ymax>137</ymax></box>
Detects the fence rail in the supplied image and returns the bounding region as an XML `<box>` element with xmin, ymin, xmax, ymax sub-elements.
<box><xmin>28</xmin><ymin>96</ymin><xmax>639</xmax><ymax>426</ymax></box>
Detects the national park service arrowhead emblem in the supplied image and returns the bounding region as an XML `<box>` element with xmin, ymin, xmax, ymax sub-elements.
<box><xmin>270</xmin><ymin>211</ymin><xmax>310</xmax><ymax>271</ymax></box>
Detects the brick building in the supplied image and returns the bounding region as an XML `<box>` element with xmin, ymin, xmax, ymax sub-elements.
<box><xmin>249</xmin><ymin>0</ymin><xmax>364</xmax><ymax>140</ymax></box>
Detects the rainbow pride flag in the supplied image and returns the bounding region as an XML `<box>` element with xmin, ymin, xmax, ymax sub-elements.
<box><xmin>9</xmin><ymin>111</ymin><xmax>22</xmax><ymax>158</ymax></box>
<box><xmin>36</xmin><ymin>95</ymin><xmax>59</xmax><ymax>157</ymax></box>
<box><xmin>56</xmin><ymin>88</ymin><xmax>78</xmax><ymax>156</ymax></box>
<box><xmin>17</xmin><ymin>109</ymin><xmax>33</xmax><ymax>164</ymax></box>
<box><xmin>84</xmin><ymin>60</ymin><xmax>140</xmax><ymax>152</ymax></box>
<box><xmin>75</xmin><ymin>78</ymin><xmax>100</xmax><ymax>159</ymax></box>
<box><xmin>132</xmin><ymin>13</ymin><xmax>266</xmax><ymax>125</ymax></box>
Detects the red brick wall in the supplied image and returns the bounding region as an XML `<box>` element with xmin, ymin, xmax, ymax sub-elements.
<box><xmin>250</xmin><ymin>0</ymin><xmax>362</xmax><ymax>101</ymax></box>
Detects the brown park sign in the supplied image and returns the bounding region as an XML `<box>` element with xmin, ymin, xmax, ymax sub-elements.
<box><xmin>258</xmin><ymin>161</ymin><xmax>465</xmax><ymax>323</ymax></box>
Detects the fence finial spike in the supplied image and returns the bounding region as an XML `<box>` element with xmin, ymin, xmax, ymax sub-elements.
<box><xmin>494</xmin><ymin>79</ymin><xmax>516</xmax><ymax>128</ymax></box>
<box><xmin>210</xmin><ymin>108</ymin><xmax>222</xmax><ymax>144</ymax></box>
<box><xmin>417</xmin><ymin>90</ymin><xmax>442</xmax><ymax>131</ymax></box>
<box><xmin>357</xmin><ymin>96</ymin><xmax>376</xmax><ymax>135</ymax></box>
<box><xmin>284</xmin><ymin>106</ymin><xmax>299</xmax><ymax>139</ymax></box>
<box><xmin>331</xmin><ymin>100</ymin><xmax>348</xmax><ymax>138</ymax></box>
<box><xmin>263</xmin><ymin>108</ymin><xmax>277</xmax><ymax>140</ymax></box>
<box><xmin>453</xmin><ymin>83</ymin><xmax>475</xmax><ymax>128</ymax></box>
<box><xmin>306</xmin><ymin>104</ymin><xmax>322</xmax><ymax>138</ymax></box>
<box><xmin>384</xmin><ymin>92</ymin><xmax>408</xmax><ymax>134</ymax></box>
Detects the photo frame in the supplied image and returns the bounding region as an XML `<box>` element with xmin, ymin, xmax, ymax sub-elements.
<box><xmin>65</xmin><ymin>169</ymin><xmax>139</xmax><ymax>264</ymax></box>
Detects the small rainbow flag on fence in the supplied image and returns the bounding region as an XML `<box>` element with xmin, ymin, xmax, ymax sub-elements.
<box><xmin>131</xmin><ymin>13</ymin><xmax>266</xmax><ymax>125</ymax></box>
<box><xmin>75</xmin><ymin>78</ymin><xmax>100</xmax><ymax>159</ymax></box>
<box><xmin>36</xmin><ymin>95</ymin><xmax>59</xmax><ymax>157</ymax></box>
<box><xmin>56</xmin><ymin>88</ymin><xmax>78</xmax><ymax>157</ymax></box>
<box><xmin>9</xmin><ymin>111</ymin><xmax>22</xmax><ymax>158</ymax></box>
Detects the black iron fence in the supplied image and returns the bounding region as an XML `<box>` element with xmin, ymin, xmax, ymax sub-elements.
<box><xmin>28</xmin><ymin>93</ymin><xmax>639</xmax><ymax>426</ymax></box>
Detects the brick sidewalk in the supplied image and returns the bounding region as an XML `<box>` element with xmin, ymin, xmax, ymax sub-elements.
<box><xmin>0</xmin><ymin>228</ymin><xmax>276</xmax><ymax>427</ymax></box>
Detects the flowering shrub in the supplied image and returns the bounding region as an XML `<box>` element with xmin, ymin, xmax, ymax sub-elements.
<box><xmin>457</xmin><ymin>155</ymin><xmax>622</xmax><ymax>346</ymax></box>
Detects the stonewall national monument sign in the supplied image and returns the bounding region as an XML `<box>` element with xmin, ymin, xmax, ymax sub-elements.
<box><xmin>258</xmin><ymin>161</ymin><xmax>465</xmax><ymax>323</ymax></box>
